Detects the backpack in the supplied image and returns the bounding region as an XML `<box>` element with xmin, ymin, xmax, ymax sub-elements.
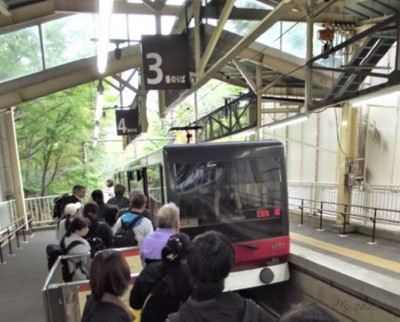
<box><xmin>53</xmin><ymin>193</ymin><xmax>70</xmax><ymax>219</ymax></box>
<box><xmin>46</xmin><ymin>239</ymin><xmax>84</xmax><ymax>282</ymax></box>
<box><xmin>86</xmin><ymin>237</ymin><xmax>105</xmax><ymax>257</ymax></box>
<box><xmin>112</xmin><ymin>214</ymin><xmax>142</xmax><ymax>248</ymax></box>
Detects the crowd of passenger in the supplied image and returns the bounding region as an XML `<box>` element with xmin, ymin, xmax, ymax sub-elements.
<box><xmin>52</xmin><ymin>181</ymin><xmax>340</xmax><ymax>322</ymax></box>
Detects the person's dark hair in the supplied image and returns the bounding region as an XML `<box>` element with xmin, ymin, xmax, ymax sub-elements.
<box><xmin>279</xmin><ymin>303</ymin><xmax>340</xmax><ymax>322</ymax></box>
<box><xmin>83</xmin><ymin>202</ymin><xmax>100</xmax><ymax>218</ymax></box>
<box><xmin>92</xmin><ymin>189</ymin><xmax>105</xmax><ymax>205</ymax></box>
<box><xmin>114</xmin><ymin>184</ymin><xmax>126</xmax><ymax>197</ymax></box>
<box><xmin>105</xmin><ymin>206</ymin><xmax>119</xmax><ymax>228</ymax></box>
<box><xmin>188</xmin><ymin>230</ymin><xmax>234</xmax><ymax>285</ymax></box>
<box><xmin>162</xmin><ymin>233</ymin><xmax>191</xmax><ymax>265</ymax></box>
<box><xmin>130</xmin><ymin>191</ymin><xmax>146</xmax><ymax>209</ymax></box>
<box><xmin>72</xmin><ymin>185</ymin><xmax>85</xmax><ymax>194</ymax></box>
<box><xmin>66</xmin><ymin>217</ymin><xmax>90</xmax><ymax>237</ymax></box>
<box><xmin>90</xmin><ymin>249</ymin><xmax>131</xmax><ymax>300</ymax></box>
<box><xmin>106</xmin><ymin>179</ymin><xmax>114</xmax><ymax>188</ymax></box>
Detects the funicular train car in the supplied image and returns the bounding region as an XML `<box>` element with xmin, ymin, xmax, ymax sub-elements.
<box><xmin>115</xmin><ymin>140</ymin><xmax>290</xmax><ymax>290</ymax></box>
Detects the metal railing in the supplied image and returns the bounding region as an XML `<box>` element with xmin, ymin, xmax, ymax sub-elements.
<box><xmin>1</xmin><ymin>183</ymin><xmax>400</xmax><ymax>231</ymax></box>
<box><xmin>42</xmin><ymin>247</ymin><xmax>141</xmax><ymax>322</ymax></box>
<box><xmin>288</xmin><ymin>182</ymin><xmax>400</xmax><ymax>223</ymax></box>
<box><xmin>25</xmin><ymin>195</ymin><xmax>58</xmax><ymax>227</ymax></box>
<box><xmin>289</xmin><ymin>197</ymin><xmax>400</xmax><ymax>244</ymax></box>
<box><xmin>0</xmin><ymin>215</ymin><xmax>34</xmax><ymax>263</ymax></box>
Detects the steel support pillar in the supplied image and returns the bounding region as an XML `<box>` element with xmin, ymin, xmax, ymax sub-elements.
<box><xmin>336</xmin><ymin>103</ymin><xmax>358</xmax><ymax>224</ymax></box>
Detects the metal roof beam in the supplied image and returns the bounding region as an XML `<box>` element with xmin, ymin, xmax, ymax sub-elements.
<box><xmin>198</xmin><ymin>0</ymin><xmax>235</xmax><ymax>75</ymax></box>
<box><xmin>231</xmin><ymin>59</ymin><xmax>257</xmax><ymax>93</ymax></box>
<box><xmin>0</xmin><ymin>0</ymin><xmax>56</xmax><ymax>30</ymax></box>
<box><xmin>202</xmin><ymin>6</ymin><xmax>357</xmax><ymax>24</ymax></box>
<box><xmin>0</xmin><ymin>45</ymin><xmax>141</xmax><ymax>110</ymax></box>
<box><xmin>239</xmin><ymin>46</ymin><xmax>334</xmax><ymax>89</ymax></box>
<box><xmin>54</xmin><ymin>0</ymin><xmax>180</xmax><ymax>15</ymax></box>
<box><xmin>164</xmin><ymin>0</ymin><xmax>304</xmax><ymax>114</ymax></box>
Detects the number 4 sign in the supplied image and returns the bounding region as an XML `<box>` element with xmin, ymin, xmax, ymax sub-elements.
<box><xmin>115</xmin><ymin>109</ymin><xmax>140</xmax><ymax>136</ymax></box>
<box><xmin>141</xmin><ymin>34</ymin><xmax>191</xmax><ymax>90</ymax></box>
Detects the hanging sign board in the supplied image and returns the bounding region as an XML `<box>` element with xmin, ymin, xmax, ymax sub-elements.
<box><xmin>115</xmin><ymin>109</ymin><xmax>140</xmax><ymax>135</ymax></box>
<box><xmin>141</xmin><ymin>34</ymin><xmax>191</xmax><ymax>90</ymax></box>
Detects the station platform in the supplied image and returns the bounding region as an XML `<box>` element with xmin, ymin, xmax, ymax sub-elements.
<box><xmin>1</xmin><ymin>217</ymin><xmax>400</xmax><ymax>322</ymax></box>
<box><xmin>0</xmin><ymin>229</ymin><xmax>51</xmax><ymax>322</ymax></box>
<box><xmin>289</xmin><ymin>214</ymin><xmax>400</xmax><ymax>321</ymax></box>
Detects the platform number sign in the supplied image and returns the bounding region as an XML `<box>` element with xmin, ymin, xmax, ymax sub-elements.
<box><xmin>115</xmin><ymin>109</ymin><xmax>140</xmax><ymax>136</ymax></box>
<box><xmin>141</xmin><ymin>34</ymin><xmax>191</xmax><ymax>90</ymax></box>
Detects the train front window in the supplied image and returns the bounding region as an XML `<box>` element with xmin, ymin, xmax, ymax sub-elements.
<box><xmin>147</xmin><ymin>165</ymin><xmax>163</xmax><ymax>215</ymax></box>
<box><xmin>175</xmin><ymin>158</ymin><xmax>286</xmax><ymax>241</ymax></box>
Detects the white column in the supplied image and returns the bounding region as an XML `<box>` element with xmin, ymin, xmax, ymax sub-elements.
<box><xmin>5</xmin><ymin>108</ymin><xmax>27</xmax><ymax>224</ymax></box>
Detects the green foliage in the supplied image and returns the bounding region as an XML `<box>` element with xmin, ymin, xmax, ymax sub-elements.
<box><xmin>0</xmin><ymin>26</ymin><xmax>42</xmax><ymax>82</ymax></box>
<box><xmin>15</xmin><ymin>84</ymin><xmax>108</xmax><ymax>196</ymax></box>
<box><xmin>43</xmin><ymin>15</ymin><xmax>96</xmax><ymax>68</ymax></box>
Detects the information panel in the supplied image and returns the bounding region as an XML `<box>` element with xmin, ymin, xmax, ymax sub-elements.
<box><xmin>115</xmin><ymin>109</ymin><xmax>140</xmax><ymax>135</ymax></box>
<box><xmin>141</xmin><ymin>34</ymin><xmax>191</xmax><ymax>90</ymax></box>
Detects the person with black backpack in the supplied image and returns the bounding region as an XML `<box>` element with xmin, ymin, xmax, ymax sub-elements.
<box><xmin>83</xmin><ymin>202</ymin><xmax>113</xmax><ymax>251</ymax></box>
<box><xmin>53</xmin><ymin>185</ymin><xmax>86</xmax><ymax>220</ymax></box>
<box><xmin>60</xmin><ymin>217</ymin><xmax>91</xmax><ymax>281</ymax></box>
<box><xmin>107</xmin><ymin>184</ymin><xmax>130</xmax><ymax>210</ymax></box>
<box><xmin>113</xmin><ymin>192</ymin><xmax>153</xmax><ymax>248</ymax></box>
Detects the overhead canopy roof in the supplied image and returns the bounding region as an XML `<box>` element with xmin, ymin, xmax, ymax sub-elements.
<box><xmin>0</xmin><ymin>0</ymin><xmax>399</xmax><ymax>113</ymax></box>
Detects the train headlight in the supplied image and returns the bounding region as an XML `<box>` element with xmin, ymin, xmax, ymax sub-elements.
<box><xmin>260</xmin><ymin>267</ymin><xmax>274</xmax><ymax>284</ymax></box>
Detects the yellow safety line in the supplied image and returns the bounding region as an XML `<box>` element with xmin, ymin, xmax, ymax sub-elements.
<box><xmin>291</xmin><ymin>232</ymin><xmax>400</xmax><ymax>274</ymax></box>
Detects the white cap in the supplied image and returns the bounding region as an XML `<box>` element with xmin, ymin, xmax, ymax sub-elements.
<box><xmin>64</xmin><ymin>202</ymin><xmax>81</xmax><ymax>216</ymax></box>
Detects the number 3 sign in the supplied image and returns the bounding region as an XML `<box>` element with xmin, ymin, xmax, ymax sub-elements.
<box><xmin>141</xmin><ymin>34</ymin><xmax>191</xmax><ymax>90</ymax></box>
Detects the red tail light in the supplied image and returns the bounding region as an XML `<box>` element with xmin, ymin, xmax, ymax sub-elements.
<box><xmin>256</xmin><ymin>209</ymin><xmax>270</xmax><ymax>218</ymax></box>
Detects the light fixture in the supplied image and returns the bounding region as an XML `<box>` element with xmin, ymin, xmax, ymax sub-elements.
<box><xmin>93</xmin><ymin>86</ymin><xmax>104</xmax><ymax>147</ymax></box>
<box><xmin>97</xmin><ymin>0</ymin><xmax>115</xmax><ymax>74</ymax></box>
<box><xmin>266</xmin><ymin>114</ymin><xmax>309</xmax><ymax>130</ymax></box>
<box><xmin>97</xmin><ymin>79</ymin><xmax>104</xmax><ymax>94</ymax></box>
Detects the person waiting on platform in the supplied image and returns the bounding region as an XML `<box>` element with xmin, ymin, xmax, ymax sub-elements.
<box><xmin>130</xmin><ymin>233</ymin><xmax>192</xmax><ymax>322</ymax></box>
<box><xmin>91</xmin><ymin>189</ymin><xmax>118</xmax><ymax>223</ymax></box>
<box><xmin>279</xmin><ymin>302</ymin><xmax>339</xmax><ymax>322</ymax></box>
<box><xmin>107</xmin><ymin>184</ymin><xmax>130</xmax><ymax>210</ymax></box>
<box><xmin>56</xmin><ymin>202</ymin><xmax>81</xmax><ymax>240</ymax></box>
<box><xmin>81</xmin><ymin>249</ymin><xmax>135</xmax><ymax>322</ymax></box>
<box><xmin>65</xmin><ymin>184</ymin><xmax>86</xmax><ymax>204</ymax></box>
<box><xmin>103</xmin><ymin>179</ymin><xmax>115</xmax><ymax>203</ymax></box>
<box><xmin>83</xmin><ymin>202</ymin><xmax>113</xmax><ymax>250</ymax></box>
<box><xmin>113</xmin><ymin>192</ymin><xmax>154</xmax><ymax>247</ymax></box>
<box><xmin>166</xmin><ymin>231</ymin><xmax>273</xmax><ymax>322</ymax></box>
<box><xmin>61</xmin><ymin>217</ymin><xmax>91</xmax><ymax>281</ymax></box>
<box><xmin>140</xmin><ymin>202</ymin><xmax>180</xmax><ymax>265</ymax></box>
<box><xmin>127</xmin><ymin>190</ymin><xmax>156</xmax><ymax>228</ymax></box>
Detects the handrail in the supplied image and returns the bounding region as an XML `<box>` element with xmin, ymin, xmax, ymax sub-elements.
<box><xmin>0</xmin><ymin>215</ymin><xmax>34</xmax><ymax>263</ymax></box>
<box><xmin>290</xmin><ymin>196</ymin><xmax>400</xmax><ymax>215</ymax></box>
<box><xmin>289</xmin><ymin>197</ymin><xmax>400</xmax><ymax>244</ymax></box>
<box><xmin>42</xmin><ymin>249</ymin><xmax>140</xmax><ymax>322</ymax></box>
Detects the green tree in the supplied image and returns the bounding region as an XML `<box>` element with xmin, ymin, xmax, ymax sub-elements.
<box><xmin>0</xmin><ymin>26</ymin><xmax>42</xmax><ymax>82</ymax></box>
<box><xmin>15</xmin><ymin>84</ymin><xmax>108</xmax><ymax>196</ymax></box>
